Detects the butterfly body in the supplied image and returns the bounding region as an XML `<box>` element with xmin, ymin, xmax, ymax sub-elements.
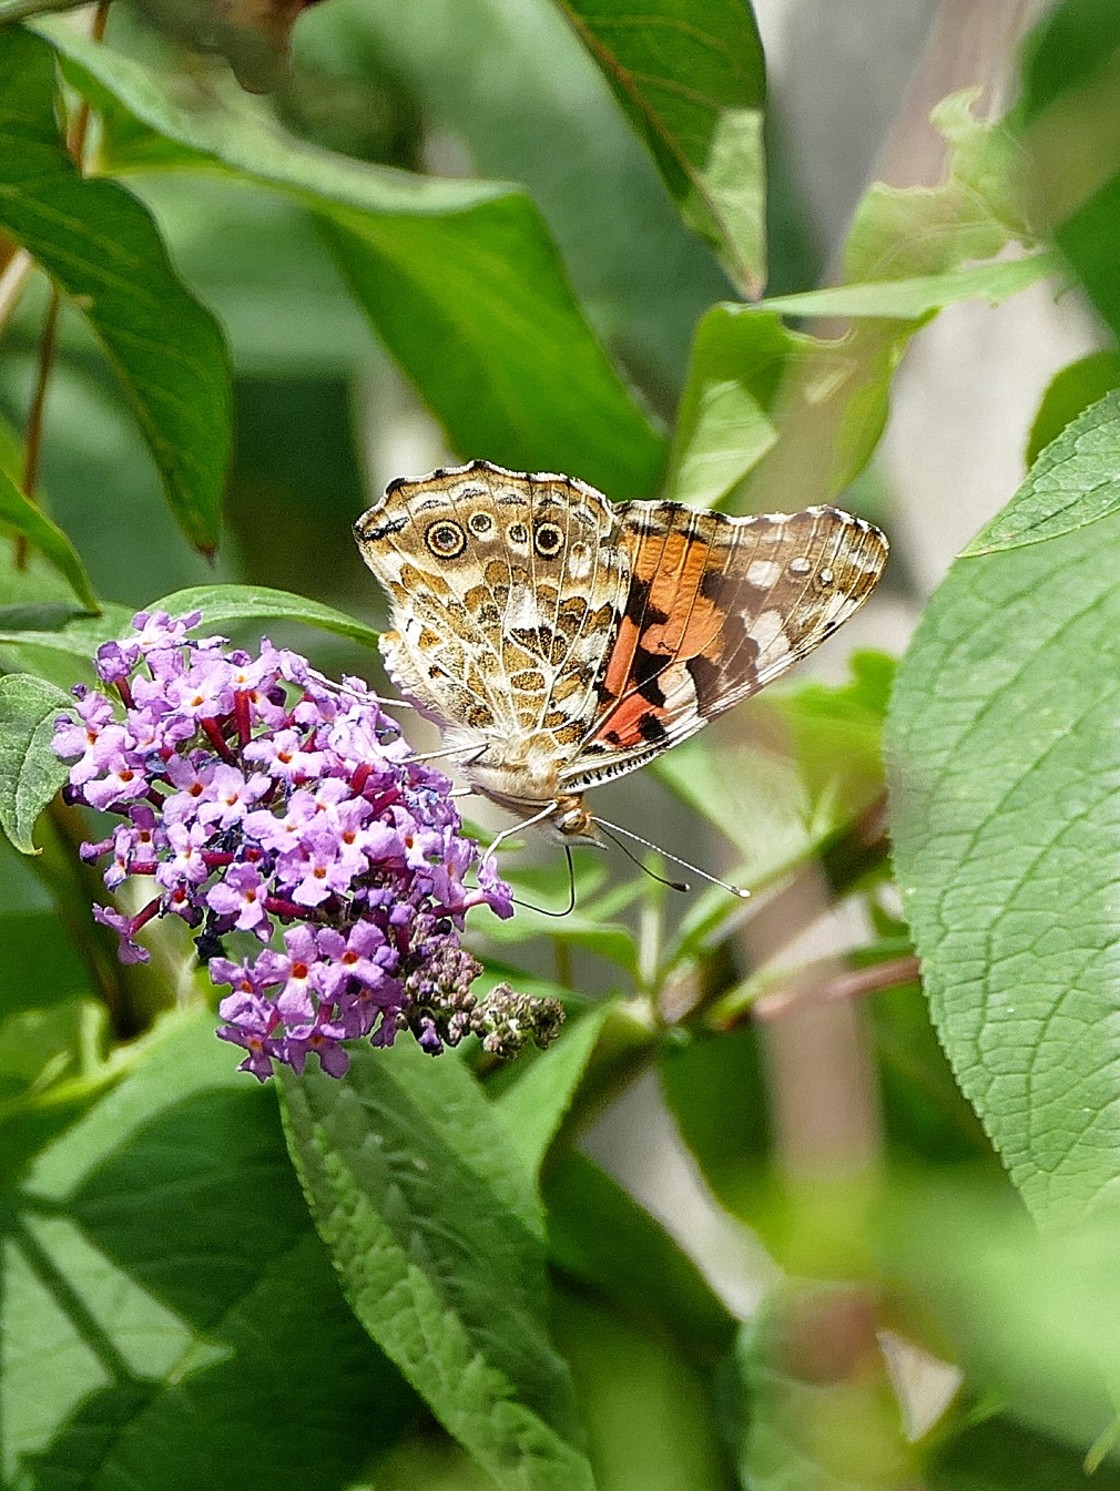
<box><xmin>354</xmin><ymin>461</ymin><xmax>887</xmax><ymax>840</ymax></box>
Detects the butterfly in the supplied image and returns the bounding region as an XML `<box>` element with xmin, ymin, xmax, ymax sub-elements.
<box><xmin>354</xmin><ymin>461</ymin><xmax>887</xmax><ymax>867</ymax></box>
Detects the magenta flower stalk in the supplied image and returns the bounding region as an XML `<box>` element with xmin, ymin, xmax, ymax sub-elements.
<box><xmin>53</xmin><ymin>611</ymin><xmax>562</xmax><ymax>1080</ymax></box>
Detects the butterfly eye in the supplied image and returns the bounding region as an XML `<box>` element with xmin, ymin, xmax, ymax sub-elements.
<box><xmin>534</xmin><ymin>521</ymin><xmax>564</xmax><ymax>558</ymax></box>
<box><xmin>425</xmin><ymin>519</ymin><xmax>467</xmax><ymax>559</ymax></box>
<box><xmin>468</xmin><ymin>512</ymin><xmax>493</xmax><ymax>537</ymax></box>
<box><xmin>507</xmin><ymin>522</ymin><xmax>529</xmax><ymax>546</ymax></box>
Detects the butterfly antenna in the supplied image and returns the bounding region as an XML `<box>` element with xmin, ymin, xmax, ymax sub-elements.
<box><xmin>595</xmin><ymin>822</ymin><xmax>689</xmax><ymax>893</ymax></box>
<box><xmin>593</xmin><ymin>815</ymin><xmax>751</xmax><ymax>899</ymax></box>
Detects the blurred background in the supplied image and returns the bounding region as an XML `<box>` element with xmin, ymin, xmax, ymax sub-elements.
<box><xmin>2</xmin><ymin>0</ymin><xmax>1113</xmax><ymax>1457</ymax></box>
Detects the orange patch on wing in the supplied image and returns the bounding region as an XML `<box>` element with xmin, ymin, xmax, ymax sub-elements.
<box><xmin>605</xmin><ymin>537</ymin><xmax>730</xmax><ymax>704</ymax></box>
<box><xmin>598</xmin><ymin>693</ymin><xmax>664</xmax><ymax>747</ymax></box>
<box><xmin>602</xmin><ymin>616</ymin><xmax>641</xmax><ymax>702</ymax></box>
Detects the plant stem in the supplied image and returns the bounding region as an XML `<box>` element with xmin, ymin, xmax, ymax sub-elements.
<box><xmin>748</xmin><ymin>953</ymin><xmax>921</xmax><ymax>1024</ymax></box>
<box><xmin>16</xmin><ymin>284</ymin><xmax>60</xmax><ymax>559</ymax></box>
<box><xmin>13</xmin><ymin>0</ymin><xmax>111</xmax><ymax>568</ymax></box>
<box><xmin>66</xmin><ymin>1</ymin><xmax>112</xmax><ymax>159</ymax></box>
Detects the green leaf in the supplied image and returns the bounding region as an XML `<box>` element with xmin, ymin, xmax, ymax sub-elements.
<box><xmin>319</xmin><ymin>204</ymin><xmax>666</xmax><ymax>497</ymax></box>
<box><xmin>280</xmin><ymin>1042</ymin><xmax>595</xmax><ymax>1491</ymax></box>
<box><xmin>842</xmin><ymin>91</ymin><xmax>1029</xmax><ymax>284</ymax></box>
<box><xmin>755</xmin><ymin>251</ymin><xmax>1060</xmax><ymax>320</ymax></box>
<box><xmin>0</xmin><ymin>464</ymin><xmax>99</xmax><ymax>614</ymax></box>
<box><xmin>0</xmin><ymin>673</ymin><xmax>69</xmax><ymax>853</ymax></box>
<box><xmin>674</xmin><ymin>243</ymin><xmax>1057</xmax><ymax>512</ymax></box>
<box><xmin>495</xmin><ymin>1002</ymin><xmax>613</xmax><ymax>1179</ymax></box>
<box><xmin>152</xmin><ymin>583</ymin><xmax>382</xmax><ymax>649</ymax></box>
<box><xmin>0</xmin><ymin>602</ymin><xmax>132</xmax><ymax>689</ymax></box>
<box><xmin>0</xmin><ymin>30</ymin><xmax>233</xmax><ymax>554</ymax></box>
<box><xmin>661</xmin><ymin>1023</ymin><xmax>772</xmax><ymax>1226</ymax></box>
<box><xmin>963</xmin><ymin>388</ymin><xmax>1120</xmax><ymax>554</ymax></box>
<box><xmin>884</xmin><ymin>1177</ymin><xmax>1120</xmax><ymax>1455</ymax></box>
<box><xmin>552</xmin><ymin>1286</ymin><xmax>734</xmax><ymax>1491</ymax></box>
<box><xmin>1026</xmin><ymin>350</ymin><xmax>1120</xmax><ymax>468</ymax></box>
<box><xmin>295</xmin><ymin>0</ymin><xmax>729</xmax><ymax>401</ymax></box>
<box><xmin>0</xmin><ymin>910</ymin><xmax>90</xmax><ymax>1017</ymax></box>
<box><xmin>39</xmin><ymin>19</ymin><xmax>667</xmax><ymax>500</ymax></box>
<box><xmin>886</xmin><ymin>416</ymin><xmax>1120</xmax><ymax>1229</ymax></box>
<box><xmin>664</xmin><ymin>306</ymin><xmax>796</xmax><ymax>508</ymax></box>
<box><xmin>867</xmin><ymin>976</ymin><xmax>995</xmax><ymax>1166</ymax></box>
<box><xmin>1013</xmin><ymin>0</ymin><xmax>1120</xmax><ymax>343</ymax></box>
<box><xmin>2</xmin><ymin>1009</ymin><xmax>416</xmax><ymax>1489</ymax></box>
<box><xmin>544</xmin><ymin>1151</ymin><xmax>734</xmax><ymax>1357</ymax></box>
<box><xmin>0</xmin><ymin>587</ymin><xmax>380</xmax><ymax>686</ymax></box>
<box><xmin>551</xmin><ymin>0</ymin><xmax>767</xmax><ymax>297</ymax></box>
<box><xmin>674</xmin><ymin>92</ymin><xmax>1037</xmax><ymax>514</ymax></box>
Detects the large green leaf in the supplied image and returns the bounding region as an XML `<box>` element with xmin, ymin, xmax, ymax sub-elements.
<box><xmin>550</xmin><ymin>0</ymin><xmax>767</xmax><ymax>297</ymax></box>
<box><xmin>38</xmin><ymin>18</ymin><xmax>667</xmax><ymax>500</ymax></box>
<box><xmin>886</xmin><ymin>396</ymin><xmax>1120</xmax><ymax>1231</ymax></box>
<box><xmin>0</xmin><ymin>585</ymin><xmax>380</xmax><ymax>688</ymax></box>
<box><xmin>495</xmin><ymin>1003</ymin><xmax>612</xmax><ymax>1179</ymax></box>
<box><xmin>0</xmin><ymin>673</ymin><xmax>70</xmax><ymax>854</ymax></box>
<box><xmin>0</xmin><ymin>30</ymin><xmax>232</xmax><ymax>555</ymax></box>
<box><xmin>295</xmin><ymin>0</ymin><xmax>730</xmax><ymax>405</ymax></box>
<box><xmin>1</xmin><ymin>1009</ymin><xmax>416</xmax><ymax>1490</ymax></box>
<box><xmin>0</xmin><ymin>602</ymin><xmax>132</xmax><ymax>690</ymax></box>
<box><xmin>280</xmin><ymin>1042</ymin><xmax>595</xmax><ymax>1491</ymax></box>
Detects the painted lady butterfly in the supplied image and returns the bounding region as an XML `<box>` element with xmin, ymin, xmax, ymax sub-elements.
<box><xmin>354</xmin><ymin>461</ymin><xmax>887</xmax><ymax>855</ymax></box>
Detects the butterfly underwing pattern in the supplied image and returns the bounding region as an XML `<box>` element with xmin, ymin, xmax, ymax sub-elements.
<box><xmin>354</xmin><ymin>460</ymin><xmax>888</xmax><ymax>842</ymax></box>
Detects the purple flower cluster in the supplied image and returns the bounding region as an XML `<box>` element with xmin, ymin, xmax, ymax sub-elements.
<box><xmin>54</xmin><ymin>611</ymin><xmax>561</xmax><ymax>1079</ymax></box>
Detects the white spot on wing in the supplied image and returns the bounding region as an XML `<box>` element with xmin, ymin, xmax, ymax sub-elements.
<box><xmin>752</xmin><ymin>610</ymin><xmax>790</xmax><ymax>654</ymax></box>
<box><xmin>747</xmin><ymin>559</ymin><xmax>780</xmax><ymax>588</ymax></box>
<box><xmin>507</xmin><ymin>587</ymin><xmax>537</xmax><ymax>629</ymax></box>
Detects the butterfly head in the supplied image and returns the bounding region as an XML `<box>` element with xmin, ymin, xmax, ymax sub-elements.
<box><xmin>546</xmin><ymin>794</ymin><xmax>597</xmax><ymax>844</ymax></box>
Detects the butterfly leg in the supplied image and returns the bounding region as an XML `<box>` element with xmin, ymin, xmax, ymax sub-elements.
<box><xmin>479</xmin><ymin>800</ymin><xmax>560</xmax><ymax>872</ymax></box>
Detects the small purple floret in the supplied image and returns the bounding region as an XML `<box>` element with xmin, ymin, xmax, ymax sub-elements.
<box><xmin>54</xmin><ymin>610</ymin><xmax>555</xmax><ymax>1081</ymax></box>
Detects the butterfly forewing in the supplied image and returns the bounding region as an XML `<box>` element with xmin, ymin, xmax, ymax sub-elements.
<box><xmin>561</xmin><ymin>503</ymin><xmax>887</xmax><ymax>791</ymax></box>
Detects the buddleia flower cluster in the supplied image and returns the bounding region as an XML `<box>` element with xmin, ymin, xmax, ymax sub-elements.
<box><xmin>53</xmin><ymin>611</ymin><xmax>563</xmax><ymax>1079</ymax></box>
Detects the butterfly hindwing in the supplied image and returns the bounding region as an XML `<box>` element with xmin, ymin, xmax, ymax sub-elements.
<box><xmin>562</xmin><ymin>503</ymin><xmax>888</xmax><ymax>791</ymax></box>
